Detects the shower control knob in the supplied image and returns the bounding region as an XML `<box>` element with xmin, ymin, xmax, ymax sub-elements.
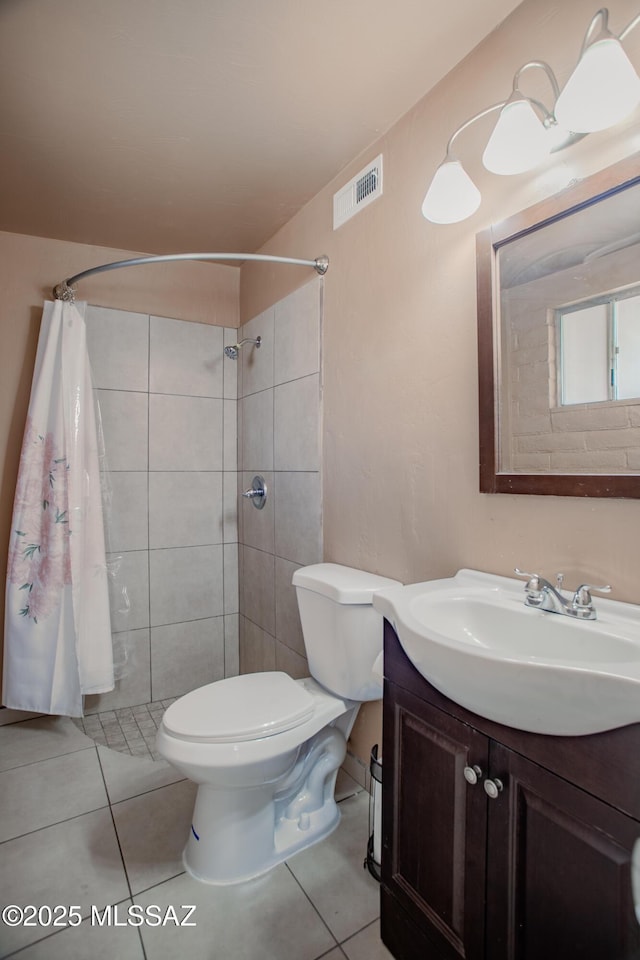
<box><xmin>463</xmin><ymin>765</ymin><xmax>483</xmax><ymax>785</ymax></box>
<box><xmin>484</xmin><ymin>778</ymin><xmax>504</xmax><ymax>799</ymax></box>
<box><xmin>242</xmin><ymin>475</ymin><xmax>267</xmax><ymax>510</ymax></box>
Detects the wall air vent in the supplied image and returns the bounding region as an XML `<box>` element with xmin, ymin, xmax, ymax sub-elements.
<box><xmin>333</xmin><ymin>154</ymin><xmax>383</xmax><ymax>230</ymax></box>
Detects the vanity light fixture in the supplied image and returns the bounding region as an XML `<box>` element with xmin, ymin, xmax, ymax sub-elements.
<box><xmin>422</xmin><ymin>6</ymin><xmax>640</xmax><ymax>225</ymax></box>
<box><xmin>555</xmin><ymin>8</ymin><xmax>640</xmax><ymax>133</ymax></box>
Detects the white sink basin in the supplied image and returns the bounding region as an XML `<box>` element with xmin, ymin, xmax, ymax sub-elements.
<box><xmin>373</xmin><ymin>569</ymin><xmax>640</xmax><ymax>736</ymax></box>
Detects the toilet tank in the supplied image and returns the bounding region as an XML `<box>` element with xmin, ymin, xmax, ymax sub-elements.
<box><xmin>292</xmin><ymin>563</ymin><xmax>401</xmax><ymax>701</ymax></box>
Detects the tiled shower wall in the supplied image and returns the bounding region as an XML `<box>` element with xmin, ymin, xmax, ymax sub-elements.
<box><xmin>238</xmin><ymin>277</ymin><xmax>323</xmax><ymax>674</ymax></box>
<box><xmin>83</xmin><ymin>307</ymin><xmax>239</xmax><ymax>713</ymax></box>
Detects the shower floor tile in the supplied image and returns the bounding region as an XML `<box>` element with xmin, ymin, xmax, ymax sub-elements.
<box><xmin>72</xmin><ymin>698</ymin><xmax>178</xmax><ymax>760</ymax></box>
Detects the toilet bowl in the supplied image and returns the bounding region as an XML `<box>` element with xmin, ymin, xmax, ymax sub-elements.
<box><xmin>156</xmin><ymin>563</ymin><xmax>400</xmax><ymax>885</ymax></box>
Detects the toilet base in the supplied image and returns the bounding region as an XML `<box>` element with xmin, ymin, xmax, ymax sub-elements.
<box><xmin>183</xmin><ymin>795</ymin><xmax>342</xmax><ymax>886</ymax></box>
<box><xmin>183</xmin><ymin>726</ymin><xmax>347</xmax><ymax>884</ymax></box>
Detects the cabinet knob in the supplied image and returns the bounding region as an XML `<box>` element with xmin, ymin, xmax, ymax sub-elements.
<box><xmin>484</xmin><ymin>778</ymin><xmax>504</xmax><ymax>799</ymax></box>
<box><xmin>463</xmin><ymin>765</ymin><xmax>483</xmax><ymax>785</ymax></box>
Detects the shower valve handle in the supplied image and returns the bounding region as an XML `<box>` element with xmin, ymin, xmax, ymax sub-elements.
<box><xmin>243</xmin><ymin>486</ymin><xmax>265</xmax><ymax>499</ymax></box>
<box><xmin>242</xmin><ymin>475</ymin><xmax>267</xmax><ymax>509</ymax></box>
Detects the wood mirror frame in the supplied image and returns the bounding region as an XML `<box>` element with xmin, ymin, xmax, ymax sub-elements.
<box><xmin>477</xmin><ymin>152</ymin><xmax>640</xmax><ymax>498</ymax></box>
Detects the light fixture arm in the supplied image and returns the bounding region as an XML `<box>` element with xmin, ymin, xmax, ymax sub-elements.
<box><xmin>620</xmin><ymin>11</ymin><xmax>640</xmax><ymax>41</ymax></box>
<box><xmin>580</xmin><ymin>8</ymin><xmax>640</xmax><ymax>47</ymax></box>
<box><xmin>580</xmin><ymin>8</ymin><xmax>610</xmax><ymax>53</ymax></box>
<box><xmin>444</xmin><ymin>102</ymin><xmax>505</xmax><ymax>159</ymax></box>
<box><xmin>513</xmin><ymin>60</ymin><xmax>561</xmax><ymax>102</ymax></box>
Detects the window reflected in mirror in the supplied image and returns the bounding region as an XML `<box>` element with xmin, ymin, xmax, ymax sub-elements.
<box><xmin>558</xmin><ymin>290</ymin><xmax>640</xmax><ymax>405</ymax></box>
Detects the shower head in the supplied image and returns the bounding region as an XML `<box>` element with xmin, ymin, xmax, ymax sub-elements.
<box><xmin>224</xmin><ymin>336</ymin><xmax>261</xmax><ymax>359</ymax></box>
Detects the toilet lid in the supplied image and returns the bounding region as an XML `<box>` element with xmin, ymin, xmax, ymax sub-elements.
<box><xmin>162</xmin><ymin>672</ymin><xmax>315</xmax><ymax>743</ymax></box>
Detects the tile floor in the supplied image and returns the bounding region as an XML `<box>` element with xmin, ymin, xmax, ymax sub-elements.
<box><xmin>0</xmin><ymin>715</ymin><xmax>393</xmax><ymax>960</ymax></box>
<box><xmin>72</xmin><ymin>700</ymin><xmax>179</xmax><ymax>760</ymax></box>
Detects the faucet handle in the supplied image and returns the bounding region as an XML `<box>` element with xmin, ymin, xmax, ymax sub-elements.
<box><xmin>514</xmin><ymin>568</ymin><xmax>540</xmax><ymax>587</ymax></box>
<box><xmin>573</xmin><ymin>583</ymin><xmax>612</xmax><ymax>607</ymax></box>
<box><xmin>514</xmin><ymin>569</ymin><xmax>543</xmax><ymax>603</ymax></box>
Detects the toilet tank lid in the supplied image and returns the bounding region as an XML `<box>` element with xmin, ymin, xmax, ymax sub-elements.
<box><xmin>292</xmin><ymin>563</ymin><xmax>401</xmax><ymax>604</ymax></box>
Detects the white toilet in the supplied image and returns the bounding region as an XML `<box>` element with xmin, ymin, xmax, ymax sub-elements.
<box><xmin>156</xmin><ymin>562</ymin><xmax>400</xmax><ymax>885</ymax></box>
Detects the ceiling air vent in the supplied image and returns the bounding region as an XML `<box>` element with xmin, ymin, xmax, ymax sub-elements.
<box><xmin>333</xmin><ymin>154</ymin><xmax>383</xmax><ymax>229</ymax></box>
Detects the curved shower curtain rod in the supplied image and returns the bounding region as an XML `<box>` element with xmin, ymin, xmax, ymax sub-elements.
<box><xmin>53</xmin><ymin>252</ymin><xmax>330</xmax><ymax>300</ymax></box>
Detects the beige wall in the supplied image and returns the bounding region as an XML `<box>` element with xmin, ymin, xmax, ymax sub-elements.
<box><xmin>0</xmin><ymin>231</ymin><xmax>239</xmax><ymax>690</ymax></box>
<box><xmin>240</xmin><ymin>0</ymin><xmax>640</xmax><ymax>761</ymax></box>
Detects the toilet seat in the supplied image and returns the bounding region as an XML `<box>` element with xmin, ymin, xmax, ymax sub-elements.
<box><xmin>162</xmin><ymin>671</ymin><xmax>315</xmax><ymax>743</ymax></box>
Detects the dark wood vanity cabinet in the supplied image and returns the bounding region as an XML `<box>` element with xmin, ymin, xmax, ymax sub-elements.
<box><xmin>381</xmin><ymin>620</ymin><xmax>640</xmax><ymax>960</ymax></box>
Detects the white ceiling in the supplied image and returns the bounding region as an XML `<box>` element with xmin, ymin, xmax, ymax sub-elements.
<box><xmin>0</xmin><ymin>0</ymin><xmax>522</xmax><ymax>255</ymax></box>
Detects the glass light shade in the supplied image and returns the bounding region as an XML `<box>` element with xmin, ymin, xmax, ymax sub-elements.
<box><xmin>421</xmin><ymin>160</ymin><xmax>481</xmax><ymax>224</ymax></box>
<box><xmin>482</xmin><ymin>98</ymin><xmax>551</xmax><ymax>175</ymax></box>
<box><xmin>555</xmin><ymin>37</ymin><xmax>640</xmax><ymax>133</ymax></box>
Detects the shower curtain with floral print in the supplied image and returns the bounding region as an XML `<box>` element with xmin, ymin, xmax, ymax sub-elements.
<box><xmin>3</xmin><ymin>299</ymin><xmax>114</xmax><ymax>716</ymax></box>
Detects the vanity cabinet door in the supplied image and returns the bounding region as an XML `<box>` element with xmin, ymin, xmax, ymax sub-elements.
<box><xmin>382</xmin><ymin>680</ymin><xmax>489</xmax><ymax>960</ymax></box>
<box><xmin>486</xmin><ymin>742</ymin><xmax>640</xmax><ymax>960</ymax></box>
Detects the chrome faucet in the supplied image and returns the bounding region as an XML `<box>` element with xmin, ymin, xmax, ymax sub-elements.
<box><xmin>514</xmin><ymin>569</ymin><xmax>611</xmax><ymax>621</ymax></box>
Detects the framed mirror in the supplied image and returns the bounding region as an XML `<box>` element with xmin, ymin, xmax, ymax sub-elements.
<box><xmin>477</xmin><ymin>152</ymin><xmax>640</xmax><ymax>497</ymax></box>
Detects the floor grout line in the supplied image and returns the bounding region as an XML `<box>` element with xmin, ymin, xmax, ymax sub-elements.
<box><xmin>0</xmin><ymin>741</ymin><xmax>96</xmax><ymax>774</ymax></box>
<box><xmin>96</xmin><ymin>744</ymin><xmax>134</xmax><ymax>896</ymax></box>
<box><xmin>130</xmin><ymin>867</ymin><xmax>188</xmax><ymax>901</ymax></box>
<box><xmin>339</xmin><ymin>917</ymin><xmax>383</xmax><ymax>949</ymax></box>
<box><xmin>314</xmin><ymin>947</ymin><xmax>349</xmax><ymax>960</ymax></box>
<box><xmin>284</xmin><ymin>861</ymin><xmax>342</xmax><ymax>954</ymax></box>
<box><xmin>0</xmin><ymin>800</ymin><xmax>112</xmax><ymax>847</ymax></box>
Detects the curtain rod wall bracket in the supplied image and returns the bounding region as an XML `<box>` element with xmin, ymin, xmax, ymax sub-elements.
<box><xmin>52</xmin><ymin>252</ymin><xmax>330</xmax><ymax>299</ymax></box>
<box><xmin>53</xmin><ymin>282</ymin><xmax>77</xmax><ymax>302</ymax></box>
